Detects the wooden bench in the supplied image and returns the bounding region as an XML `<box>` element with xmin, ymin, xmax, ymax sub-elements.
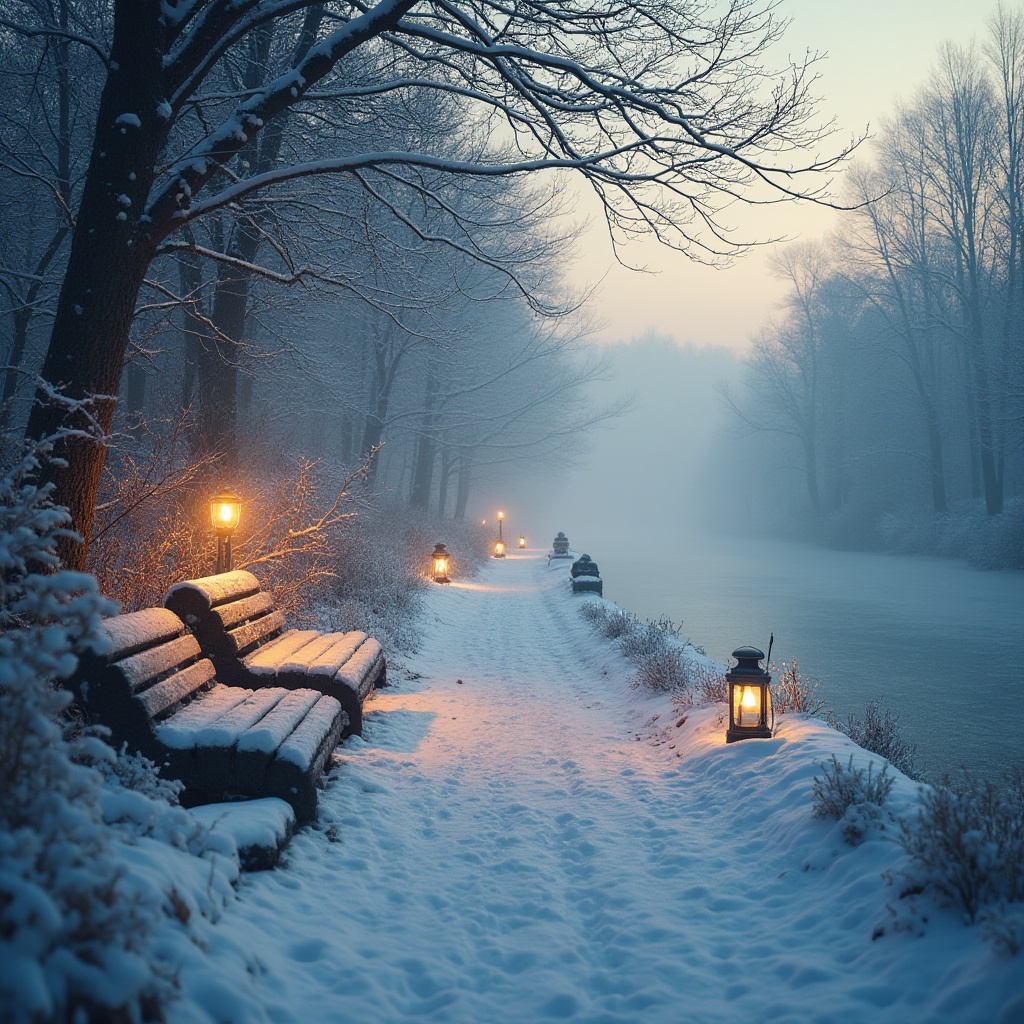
<box><xmin>67</xmin><ymin>607</ymin><xmax>346</xmax><ymax>824</ymax></box>
<box><xmin>164</xmin><ymin>571</ymin><xmax>386</xmax><ymax>738</ymax></box>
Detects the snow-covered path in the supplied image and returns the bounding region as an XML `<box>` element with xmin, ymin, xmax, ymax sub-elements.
<box><xmin>175</xmin><ymin>553</ymin><xmax>1022</xmax><ymax>1024</ymax></box>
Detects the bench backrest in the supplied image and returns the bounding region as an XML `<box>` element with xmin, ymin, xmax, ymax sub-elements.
<box><xmin>165</xmin><ymin>571</ymin><xmax>286</xmax><ymax>685</ymax></box>
<box><xmin>69</xmin><ymin>607</ymin><xmax>216</xmax><ymax>759</ymax></box>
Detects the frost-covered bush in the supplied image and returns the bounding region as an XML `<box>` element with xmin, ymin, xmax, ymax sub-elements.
<box><xmin>840</xmin><ymin>697</ymin><xmax>919</xmax><ymax>779</ymax></box>
<box><xmin>577</xmin><ymin>602</ymin><xmax>640</xmax><ymax>641</ymax></box>
<box><xmin>895</xmin><ymin>769</ymin><xmax>1024</xmax><ymax>927</ymax></box>
<box><xmin>691</xmin><ymin>661</ymin><xmax>728</xmax><ymax>705</ymax></box>
<box><xmin>632</xmin><ymin>645</ymin><xmax>690</xmax><ymax>696</ymax></box>
<box><xmin>0</xmin><ymin>442</ymin><xmax>178</xmax><ymax>1022</ymax></box>
<box><xmin>813</xmin><ymin>754</ymin><xmax>895</xmax><ymax>845</ymax></box>
<box><xmin>872</xmin><ymin>498</ymin><xmax>1024</xmax><ymax>571</ymax></box>
<box><xmin>773</xmin><ymin>659</ymin><xmax>829</xmax><ymax>716</ymax></box>
<box><xmin>579</xmin><ymin>602</ymin><xmax>726</xmax><ymax>704</ymax></box>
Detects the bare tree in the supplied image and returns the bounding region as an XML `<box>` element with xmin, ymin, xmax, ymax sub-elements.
<box><xmin>5</xmin><ymin>0</ymin><xmax>849</xmax><ymax>568</ymax></box>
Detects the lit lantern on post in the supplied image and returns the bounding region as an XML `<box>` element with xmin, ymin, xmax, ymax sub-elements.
<box><xmin>209</xmin><ymin>490</ymin><xmax>242</xmax><ymax>574</ymax></box>
<box><xmin>493</xmin><ymin>539</ymin><xmax>506</xmax><ymax>558</ymax></box>
<box><xmin>725</xmin><ymin>645</ymin><xmax>773</xmax><ymax>743</ymax></box>
<box><xmin>518</xmin><ymin>535</ymin><xmax>526</xmax><ymax>549</ymax></box>
<box><xmin>430</xmin><ymin>543</ymin><xmax>450</xmax><ymax>584</ymax></box>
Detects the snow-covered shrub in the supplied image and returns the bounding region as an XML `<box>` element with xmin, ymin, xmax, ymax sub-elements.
<box><xmin>93</xmin><ymin>745</ymin><xmax>185</xmax><ymax>805</ymax></box>
<box><xmin>813</xmin><ymin>754</ymin><xmax>895</xmax><ymax>845</ymax></box>
<box><xmin>632</xmin><ymin>644</ymin><xmax>690</xmax><ymax>696</ymax></box>
<box><xmin>840</xmin><ymin>697</ymin><xmax>919</xmax><ymax>779</ymax></box>
<box><xmin>579</xmin><ymin>602</ymin><xmax>726</xmax><ymax>704</ymax></box>
<box><xmin>895</xmin><ymin>769</ymin><xmax>1024</xmax><ymax>926</ymax></box>
<box><xmin>691</xmin><ymin>661</ymin><xmax>728</xmax><ymax>705</ymax></box>
<box><xmin>0</xmin><ymin>442</ymin><xmax>180</xmax><ymax>1021</ymax></box>
<box><xmin>773</xmin><ymin>659</ymin><xmax>829</xmax><ymax>716</ymax></box>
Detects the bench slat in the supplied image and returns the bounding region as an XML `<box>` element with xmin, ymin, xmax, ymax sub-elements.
<box><xmin>153</xmin><ymin>684</ymin><xmax>254</xmax><ymax>750</ymax></box>
<box><xmin>227</xmin><ymin>610</ymin><xmax>289</xmax><ymax>658</ymax></box>
<box><xmin>265</xmin><ymin>696</ymin><xmax>347</xmax><ymax>822</ymax></box>
<box><xmin>243</xmin><ymin>630</ymin><xmax>320</xmax><ymax>675</ymax></box>
<box><xmin>232</xmin><ymin>689</ymin><xmax>323</xmax><ymax>796</ymax></box>
<box><xmin>213</xmin><ymin>590</ymin><xmax>278</xmax><ymax>632</ymax></box>
<box><xmin>165</xmin><ymin>571</ymin><xmax>262</xmax><ymax>614</ymax></box>
<box><xmin>336</xmin><ymin>637</ymin><xmax>382</xmax><ymax>691</ymax></box>
<box><xmin>136</xmin><ymin>658</ymin><xmax>217</xmax><ymax>721</ymax></box>
<box><xmin>277</xmin><ymin>633</ymin><xmax>345</xmax><ymax>674</ymax></box>
<box><xmin>99</xmin><ymin>607</ymin><xmax>185</xmax><ymax>662</ymax></box>
<box><xmin>306</xmin><ymin>632</ymin><xmax>367</xmax><ymax>677</ymax></box>
<box><xmin>193</xmin><ymin>689</ymin><xmax>289</xmax><ymax>748</ymax></box>
<box><xmin>116</xmin><ymin>634</ymin><xmax>202</xmax><ymax>694</ymax></box>
<box><xmin>236</xmin><ymin>689</ymin><xmax>322</xmax><ymax>754</ymax></box>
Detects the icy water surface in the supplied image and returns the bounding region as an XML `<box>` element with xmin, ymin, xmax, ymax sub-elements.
<box><xmin>577</xmin><ymin>529</ymin><xmax>1024</xmax><ymax>781</ymax></box>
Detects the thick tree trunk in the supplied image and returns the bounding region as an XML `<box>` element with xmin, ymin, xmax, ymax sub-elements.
<box><xmin>454</xmin><ymin>451</ymin><xmax>474</xmax><ymax>522</ymax></box>
<box><xmin>24</xmin><ymin>0</ymin><xmax>167</xmax><ymax>569</ymax></box>
<box><xmin>409</xmin><ymin>370</ymin><xmax>438</xmax><ymax>511</ymax></box>
<box><xmin>437</xmin><ymin>450</ymin><xmax>453</xmax><ymax>518</ymax></box>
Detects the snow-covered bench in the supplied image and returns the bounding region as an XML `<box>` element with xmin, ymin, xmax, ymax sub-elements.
<box><xmin>164</xmin><ymin>571</ymin><xmax>386</xmax><ymax>738</ymax></box>
<box><xmin>67</xmin><ymin>607</ymin><xmax>346</xmax><ymax>824</ymax></box>
<box><xmin>570</xmin><ymin>554</ymin><xmax>603</xmax><ymax>596</ymax></box>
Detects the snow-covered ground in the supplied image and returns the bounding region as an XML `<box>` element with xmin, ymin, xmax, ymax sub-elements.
<box><xmin>8</xmin><ymin>548</ymin><xmax>1013</xmax><ymax>1023</ymax></box>
<box><xmin>139</xmin><ymin>550</ymin><xmax>1019</xmax><ymax>1023</ymax></box>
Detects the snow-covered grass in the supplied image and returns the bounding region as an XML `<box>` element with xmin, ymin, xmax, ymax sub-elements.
<box><xmin>3</xmin><ymin>500</ymin><xmax>1023</xmax><ymax>1020</ymax></box>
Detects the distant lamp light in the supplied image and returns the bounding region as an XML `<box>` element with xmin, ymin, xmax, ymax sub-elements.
<box><xmin>431</xmin><ymin>543</ymin><xmax>451</xmax><ymax>584</ymax></box>
<box><xmin>725</xmin><ymin>646</ymin><xmax>773</xmax><ymax>743</ymax></box>
<box><xmin>209</xmin><ymin>490</ymin><xmax>242</xmax><ymax>573</ymax></box>
<box><xmin>518</xmin><ymin>535</ymin><xmax>526</xmax><ymax>549</ymax></box>
<box><xmin>493</xmin><ymin>539</ymin><xmax>506</xmax><ymax>558</ymax></box>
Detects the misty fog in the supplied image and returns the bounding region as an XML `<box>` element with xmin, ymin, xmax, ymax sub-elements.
<box><xmin>485</xmin><ymin>336</ymin><xmax>1024</xmax><ymax>782</ymax></box>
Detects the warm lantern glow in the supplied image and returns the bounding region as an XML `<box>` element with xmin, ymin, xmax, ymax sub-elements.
<box><xmin>493</xmin><ymin>539</ymin><xmax>506</xmax><ymax>558</ymax></box>
<box><xmin>725</xmin><ymin>645</ymin><xmax>773</xmax><ymax>743</ymax></box>
<box><xmin>431</xmin><ymin>543</ymin><xmax>451</xmax><ymax>583</ymax></box>
<box><xmin>209</xmin><ymin>491</ymin><xmax>242</xmax><ymax>535</ymax></box>
<box><xmin>736</xmin><ymin>685</ymin><xmax>761</xmax><ymax>727</ymax></box>
<box><xmin>497</xmin><ymin>510</ymin><xmax>504</xmax><ymax>521</ymax></box>
<box><xmin>518</xmin><ymin>535</ymin><xmax>526</xmax><ymax>548</ymax></box>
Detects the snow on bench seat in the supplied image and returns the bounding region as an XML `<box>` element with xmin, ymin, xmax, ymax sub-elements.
<box><xmin>67</xmin><ymin>606</ymin><xmax>347</xmax><ymax>824</ymax></box>
<box><xmin>165</xmin><ymin>571</ymin><xmax>387</xmax><ymax>738</ymax></box>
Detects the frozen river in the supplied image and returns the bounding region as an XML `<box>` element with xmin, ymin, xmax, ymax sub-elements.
<box><xmin>572</xmin><ymin>529</ymin><xmax>1024</xmax><ymax>781</ymax></box>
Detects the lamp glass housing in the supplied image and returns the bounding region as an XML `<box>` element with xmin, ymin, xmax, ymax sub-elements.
<box><xmin>209</xmin><ymin>491</ymin><xmax>242</xmax><ymax>535</ymax></box>
<box><xmin>725</xmin><ymin>646</ymin><xmax>773</xmax><ymax>742</ymax></box>
<box><xmin>431</xmin><ymin>544</ymin><xmax>450</xmax><ymax>583</ymax></box>
<box><xmin>518</xmin><ymin>535</ymin><xmax>526</xmax><ymax>548</ymax></box>
<box><xmin>493</xmin><ymin>539</ymin><xmax>506</xmax><ymax>558</ymax></box>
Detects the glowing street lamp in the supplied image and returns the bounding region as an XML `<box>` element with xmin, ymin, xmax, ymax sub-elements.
<box><xmin>725</xmin><ymin>646</ymin><xmax>773</xmax><ymax>743</ymax></box>
<box><xmin>431</xmin><ymin>543</ymin><xmax>451</xmax><ymax>584</ymax></box>
<box><xmin>518</xmin><ymin>535</ymin><xmax>526</xmax><ymax>549</ymax></box>
<box><xmin>493</xmin><ymin>510</ymin><xmax>506</xmax><ymax>558</ymax></box>
<box><xmin>209</xmin><ymin>490</ymin><xmax>242</xmax><ymax>574</ymax></box>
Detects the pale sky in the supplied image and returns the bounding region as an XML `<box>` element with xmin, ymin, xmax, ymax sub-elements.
<box><xmin>569</xmin><ymin>0</ymin><xmax>994</xmax><ymax>353</ymax></box>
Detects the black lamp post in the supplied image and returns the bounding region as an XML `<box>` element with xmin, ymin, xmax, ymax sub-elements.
<box><xmin>725</xmin><ymin>646</ymin><xmax>773</xmax><ymax>743</ymax></box>
<box><xmin>431</xmin><ymin>543</ymin><xmax>451</xmax><ymax>583</ymax></box>
<box><xmin>494</xmin><ymin>510</ymin><xmax>506</xmax><ymax>558</ymax></box>
<box><xmin>209</xmin><ymin>490</ymin><xmax>242</xmax><ymax>574</ymax></box>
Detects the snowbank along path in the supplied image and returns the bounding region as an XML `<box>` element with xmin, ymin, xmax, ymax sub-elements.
<box><xmin>175</xmin><ymin>551</ymin><xmax>1023</xmax><ymax>1024</ymax></box>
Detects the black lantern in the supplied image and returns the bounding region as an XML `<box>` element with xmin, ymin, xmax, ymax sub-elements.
<box><xmin>725</xmin><ymin>646</ymin><xmax>773</xmax><ymax>743</ymax></box>
<box><xmin>518</xmin><ymin>535</ymin><xmax>526</xmax><ymax>549</ymax></box>
<box><xmin>209</xmin><ymin>490</ymin><xmax>242</xmax><ymax>573</ymax></box>
<box><xmin>431</xmin><ymin>543</ymin><xmax>451</xmax><ymax>583</ymax></box>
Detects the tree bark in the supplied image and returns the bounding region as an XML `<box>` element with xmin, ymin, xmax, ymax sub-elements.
<box><xmin>24</xmin><ymin>0</ymin><xmax>167</xmax><ymax>569</ymax></box>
